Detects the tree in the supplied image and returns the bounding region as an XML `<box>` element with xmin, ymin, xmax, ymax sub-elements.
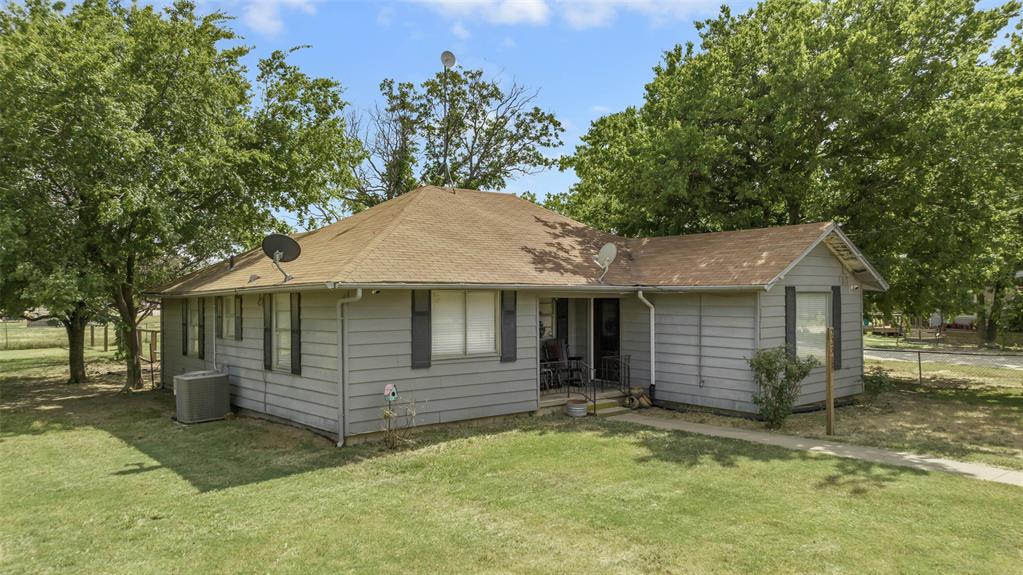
<box><xmin>347</xmin><ymin>68</ymin><xmax>563</xmax><ymax>211</ymax></box>
<box><xmin>0</xmin><ymin>219</ymin><xmax>108</xmax><ymax>383</ymax></box>
<box><xmin>0</xmin><ymin>0</ymin><xmax>363</xmax><ymax>389</ymax></box>
<box><xmin>552</xmin><ymin>0</ymin><xmax>1022</xmax><ymax>319</ymax></box>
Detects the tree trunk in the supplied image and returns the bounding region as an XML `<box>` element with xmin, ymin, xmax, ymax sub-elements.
<box><xmin>786</xmin><ymin>199</ymin><xmax>802</xmax><ymax>225</ymax></box>
<box><xmin>62</xmin><ymin>305</ymin><xmax>89</xmax><ymax>384</ymax></box>
<box><xmin>983</xmin><ymin>284</ymin><xmax>1004</xmax><ymax>344</ymax></box>
<box><xmin>112</xmin><ymin>281</ymin><xmax>143</xmax><ymax>391</ymax></box>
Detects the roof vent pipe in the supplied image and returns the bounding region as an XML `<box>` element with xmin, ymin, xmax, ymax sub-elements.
<box><xmin>636</xmin><ymin>290</ymin><xmax>655</xmax><ymax>398</ymax></box>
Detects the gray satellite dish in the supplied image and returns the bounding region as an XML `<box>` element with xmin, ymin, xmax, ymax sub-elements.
<box><xmin>593</xmin><ymin>242</ymin><xmax>618</xmax><ymax>282</ymax></box>
<box><xmin>441</xmin><ymin>50</ymin><xmax>456</xmax><ymax>69</ymax></box>
<box><xmin>262</xmin><ymin>234</ymin><xmax>301</xmax><ymax>282</ymax></box>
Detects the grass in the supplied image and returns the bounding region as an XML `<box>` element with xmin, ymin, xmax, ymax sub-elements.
<box><xmin>0</xmin><ymin>318</ymin><xmax>160</xmax><ymax>351</ymax></box>
<box><xmin>868</xmin><ymin>357</ymin><xmax>1022</xmax><ymax>387</ymax></box>
<box><xmin>2</xmin><ymin>349</ymin><xmax>1022</xmax><ymax>574</ymax></box>
<box><xmin>662</xmin><ymin>361</ymin><xmax>1023</xmax><ymax>471</ymax></box>
<box><xmin>864</xmin><ymin>330</ymin><xmax>1023</xmax><ymax>351</ymax></box>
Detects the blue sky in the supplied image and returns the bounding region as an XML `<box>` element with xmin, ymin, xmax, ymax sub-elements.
<box><xmin>202</xmin><ymin>0</ymin><xmax>756</xmax><ymax>203</ymax></box>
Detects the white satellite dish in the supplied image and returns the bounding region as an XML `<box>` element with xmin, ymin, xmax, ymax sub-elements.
<box><xmin>593</xmin><ymin>242</ymin><xmax>618</xmax><ymax>282</ymax></box>
<box><xmin>441</xmin><ymin>50</ymin><xmax>456</xmax><ymax>69</ymax></box>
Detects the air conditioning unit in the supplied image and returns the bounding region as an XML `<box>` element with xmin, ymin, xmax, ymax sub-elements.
<box><xmin>173</xmin><ymin>370</ymin><xmax>231</xmax><ymax>424</ymax></box>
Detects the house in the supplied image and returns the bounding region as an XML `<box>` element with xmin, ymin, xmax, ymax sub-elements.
<box><xmin>152</xmin><ymin>186</ymin><xmax>887</xmax><ymax>444</ymax></box>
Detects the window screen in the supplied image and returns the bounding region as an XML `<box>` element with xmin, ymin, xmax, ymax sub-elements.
<box><xmin>431</xmin><ymin>290</ymin><xmax>497</xmax><ymax>357</ymax></box>
<box><xmin>538</xmin><ymin>297</ymin><xmax>555</xmax><ymax>339</ymax></box>
<box><xmin>466</xmin><ymin>291</ymin><xmax>497</xmax><ymax>354</ymax></box>
<box><xmin>223</xmin><ymin>295</ymin><xmax>235</xmax><ymax>339</ymax></box>
<box><xmin>796</xmin><ymin>292</ymin><xmax>828</xmax><ymax>361</ymax></box>
<box><xmin>189</xmin><ymin>298</ymin><xmax>200</xmax><ymax>355</ymax></box>
<box><xmin>272</xmin><ymin>293</ymin><xmax>291</xmax><ymax>370</ymax></box>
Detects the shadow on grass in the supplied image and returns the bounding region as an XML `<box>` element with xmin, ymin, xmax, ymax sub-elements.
<box><xmin>893</xmin><ymin>376</ymin><xmax>1023</xmax><ymax>411</ymax></box>
<box><xmin>529</xmin><ymin>416</ymin><xmax>926</xmax><ymax>494</ymax></box>
<box><xmin>2</xmin><ymin>361</ymin><xmax>925</xmax><ymax>495</ymax></box>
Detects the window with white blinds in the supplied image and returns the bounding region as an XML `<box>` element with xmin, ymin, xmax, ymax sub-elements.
<box><xmin>189</xmin><ymin>298</ymin><xmax>200</xmax><ymax>355</ymax></box>
<box><xmin>796</xmin><ymin>292</ymin><xmax>829</xmax><ymax>361</ymax></box>
<box><xmin>272</xmin><ymin>293</ymin><xmax>291</xmax><ymax>370</ymax></box>
<box><xmin>432</xmin><ymin>290</ymin><xmax>498</xmax><ymax>357</ymax></box>
<box><xmin>223</xmin><ymin>295</ymin><xmax>235</xmax><ymax>339</ymax></box>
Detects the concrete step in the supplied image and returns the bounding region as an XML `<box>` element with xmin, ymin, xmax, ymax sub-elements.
<box><xmin>594</xmin><ymin>406</ymin><xmax>631</xmax><ymax>417</ymax></box>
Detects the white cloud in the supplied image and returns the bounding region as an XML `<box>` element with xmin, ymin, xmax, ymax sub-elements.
<box><xmin>452</xmin><ymin>21</ymin><xmax>471</xmax><ymax>39</ymax></box>
<box><xmin>590</xmin><ymin>104</ymin><xmax>610</xmax><ymax>114</ymax></box>
<box><xmin>412</xmin><ymin>0</ymin><xmax>724</xmax><ymax>29</ymax></box>
<box><xmin>413</xmin><ymin>0</ymin><xmax>550</xmax><ymax>25</ymax></box>
<box><xmin>377</xmin><ymin>5</ymin><xmax>395</xmax><ymax>26</ymax></box>
<box><xmin>238</xmin><ymin>0</ymin><xmax>318</xmax><ymax>35</ymax></box>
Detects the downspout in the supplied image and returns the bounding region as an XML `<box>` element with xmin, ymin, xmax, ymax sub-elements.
<box><xmin>636</xmin><ymin>290</ymin><xmax>655</xmax><ymax>400</ymax></box>
<box><xmin>333</xmin><ymin>286</ymin><xmax>363</xmax><ymax>447</ymax></box>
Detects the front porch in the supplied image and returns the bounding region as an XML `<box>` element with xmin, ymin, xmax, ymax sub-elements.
<box><xmin>536</xmin><ymin>294</ymin><xmax>633</xmax><ymax>415</ymax></box>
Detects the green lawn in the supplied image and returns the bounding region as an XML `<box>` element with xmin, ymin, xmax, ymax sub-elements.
<box><xmin>2</xmin><ymin>349</ymin><xmax>1022</xmax><ymax>574</ymax></box>
<box><xmin>0</xmin><ymin>318</ymin><xmax>160</xmax><ymax>351</ymax></box>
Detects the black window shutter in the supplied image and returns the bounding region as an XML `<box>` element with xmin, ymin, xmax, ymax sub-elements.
<box><xmin>556</xmin><ymin>298</ymin><xmax>569</xmax><ymax>344</ymax></box>
<box><xmin>181</xmin><ymin>299</ymin><xmax>188</xmax><ymax>356</ymax></box>
<box><xmin>832</xmin><ymin>286</ymin><xmax>842</xmax><ymax>370</ymax></box>
<box><xmin>235</xmin><ymin>294</ymin><xmax>243</xmax><ymax>341</ymax></box>
<box><xmin>500</xmin><ymin>291</ymin><xmax>517</xmax><ymax>362</ymax></box>
<box><xmin>411</xmin><ymin>290</ymin><xmax>431</xmax><ymax>369</ymax></box>
<box><xmin>197</xmin><ymin>298</ymin><xmax>206</xmax><ymax>360</ymax></box>
<box><xmin>290</xmin><ymin>292</ymin><xmax>302</xmax><ymax>375</ymax></box>
<box><xmin>263</xmin><ymin>295</ymin><xmax>272</xmax><ymax>370</ymax></box>
<box><xmin>784</xmin><ymin>286</ymin><xmax>796</xmax><ymax>357</ymax></box>
<box><xmin>215</xmin><ymin>296</ymin><xmax>224</xmax><ymax>339</ymax></box>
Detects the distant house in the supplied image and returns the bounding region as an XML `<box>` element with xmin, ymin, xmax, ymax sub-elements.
<box><xmin>151</xmin><ymin>186</ymin><xmax>887</xmax><ymax>443</ymax></box>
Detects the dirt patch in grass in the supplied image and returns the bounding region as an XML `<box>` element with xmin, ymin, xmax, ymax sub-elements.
<box><xmin>657</xmin><ymin>369</ymin><xmax>1023</xmax><ymax>471</ymax></box>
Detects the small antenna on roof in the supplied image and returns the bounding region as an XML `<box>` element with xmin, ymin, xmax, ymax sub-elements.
<box><xmin>593</xmin><ymin>242</ymin><xmax>618</xmax><ymax>282</ymax></box>
<box><xmin>261</xmin><ymin>234</ymin><xmax>301</xmax><ymax>283</ymax></box>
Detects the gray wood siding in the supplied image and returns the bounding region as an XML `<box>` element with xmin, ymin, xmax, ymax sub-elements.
<box><xmin>161</xmin><ymin>291</ymin><xmax>340</xmax><ymax>435</ymax></box>
<box><xmin>651</xmin><ymin>293</ymin><xmax>759</xmax><ymax>412</ymax></box>
<box><xmin>621</xmin><ymin>296</ymin><xmax>651</xmax><ymax>387</ymax></box>
<box><xmin>760</xmin><ymin>243</ymin><xmax>865</xmax><ymax>405</ymax></box>
<box><xmin>344</xmin><ymin>290</ymin><xmax>539</xmax><ymax>436</ymax></box>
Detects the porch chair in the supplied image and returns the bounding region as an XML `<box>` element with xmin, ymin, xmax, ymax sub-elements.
<box><xmin>540</xmin><ymin>339</ymin><xmax>585</xmax><ymax>390</ymax></box>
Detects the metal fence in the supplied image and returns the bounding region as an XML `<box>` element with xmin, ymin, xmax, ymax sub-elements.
<box><xmin>863</xmin><ymin>347</ymin><xmax>1023</xmax><ymax>386</ymax></box>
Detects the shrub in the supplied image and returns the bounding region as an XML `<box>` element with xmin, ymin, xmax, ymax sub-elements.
<box><xmin>748</xmin><ymin>346</ymin><xmax>819</xmax><ymax>429</ymax></box>
<box><xmin>863</xmin><ymin>365</ymin><xmax>895</xmax><ymax>395</ymax></box>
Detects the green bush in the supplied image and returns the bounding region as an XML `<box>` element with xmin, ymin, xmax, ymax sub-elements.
<box><xmin>748</xmin><ymin>346</ymin><xmax>819</xmax><ymax>429</ymax></box>
<box><xmin>863</xmin><ymin>365</ymin><xmax>895</xmax><ymax>394</ymax></box>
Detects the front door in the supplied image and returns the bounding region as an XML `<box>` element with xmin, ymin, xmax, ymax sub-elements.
<box><xmin>593</xmin><ymin>298</ymin><xmax>620</xmax><ymax>379</ymax></box>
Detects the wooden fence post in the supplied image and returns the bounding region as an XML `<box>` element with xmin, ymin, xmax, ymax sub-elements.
<box><xmin>103</xmin><ymin>324</ymin><xmax>108</xmax><ymax>351</ymax></box>
<box><xmin>825</xmin><ymin>327</ymin><xmax>834</xmax><ymax>435</ymax></box>
<box><xmin>90</xmin><ymin>324</ymin><xmax>95</xmax><ymax>347</ymax></box>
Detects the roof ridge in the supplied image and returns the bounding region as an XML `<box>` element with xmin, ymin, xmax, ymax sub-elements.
<box><xmin>331</xmin><ymin>188</ymin><xmax>429</xmax><ymax>283</ymax></box>
<box><xmin>629</xmin><ymin>221</ymin><xmax>832</xmax><ymax>243</ymax></box>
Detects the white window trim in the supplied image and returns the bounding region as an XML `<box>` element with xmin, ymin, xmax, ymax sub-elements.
<box><xmin>221</xmin><ymin>296</ymin><xmax>236</xmax><ymax>339</ymax></box>
<box><xmin>795</xmin><ymin>290</ymin><xmax>831</xmax><ymax>362</ymax></box>
<box><xmin>188</xmin><ymin>297</ymin><xmax>200</xmax><ymax>355</ymax></box>
<box><xmin>431</xmin><ymin>290</ymin><xmax>501</xmax><ymax>360</ymax></box>
<box><xmin>271</xmin><ymin>293</ymin><xmax>292</xmax><ymax>372</ymax></box>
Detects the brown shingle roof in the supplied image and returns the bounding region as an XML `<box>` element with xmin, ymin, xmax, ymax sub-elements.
<box><xmin>153</xmin><ymin>186</ymin><xmax>884</xmax><ymax>295</ymax></box>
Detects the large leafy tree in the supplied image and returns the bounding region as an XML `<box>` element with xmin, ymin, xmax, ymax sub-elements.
<box><xmin>0</xmin><ymin>216</ymin><xmax>108</xmax><ymax>383</ymax></box>
<box><xmin>347</xmin><ymin>68</ymin><xmax>563</xmax><ymax>211</ymax></box>
<box><xmin>0</xmin><ymin>0</ymin><xmax>363</xmax><ymax>389</ymax></box>
<box><xmin>552</xmin><ymin>0</ymin><xmax>1022</xmax><ymax>321</ymax></box>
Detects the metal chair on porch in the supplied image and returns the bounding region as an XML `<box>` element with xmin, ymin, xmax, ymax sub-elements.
<box><xmin>540</xmin><ymin>339</ymin><xmax>585</xmax><ymax>391</ymax></box>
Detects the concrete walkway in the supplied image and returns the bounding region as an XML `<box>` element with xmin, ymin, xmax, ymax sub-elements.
<box><xmin>610</xmin><ymin>412</ymin><xmax>1023</xmax><ymax>487</ymax></box>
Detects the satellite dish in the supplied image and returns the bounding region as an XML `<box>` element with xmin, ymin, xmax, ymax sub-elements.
<box><xmin>261</xmin><ymin>234</ymin><xmax>301</xmax><ymax>282</ymax></box>
<box><xmin>441</xmin><ymin>50</ymin><xmax>456</xmax><ymax>69</ymax></box>
<box><xmin>593</xmin><ymin>242</ymin><xmax>618</xmax><ymax>282</ymax></box>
